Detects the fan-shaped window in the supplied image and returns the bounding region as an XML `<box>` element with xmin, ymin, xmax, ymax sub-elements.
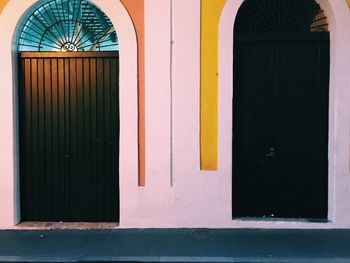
<box><xmin>18</xmin><ymin>0</ymin><xmax>118</xmax><ymax>52</ymax></box>
<box><xmin>234</xmin><ymin>0</ymin><xmax>328</xmax><ymax>33</ymax></box>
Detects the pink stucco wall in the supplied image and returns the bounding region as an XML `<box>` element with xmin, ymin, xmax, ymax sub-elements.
<box><xmin>1</xmin><ymin>0</ymin><xmax>350</xmax><ymax>229</ymax></box>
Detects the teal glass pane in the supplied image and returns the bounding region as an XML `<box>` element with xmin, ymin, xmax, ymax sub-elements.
<box><xmin>18</xmin><ymin>0</ymin><xmax>119</xmax><ymax>52</ymax></box>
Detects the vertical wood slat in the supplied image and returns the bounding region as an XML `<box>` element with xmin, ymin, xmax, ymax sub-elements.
<box><xmin>20</xmin><ymin>53</ymin><xmax>119</xmax><ymax>222</ymax></box>
<box><xmin>57</xmin><ymin>58</ymin><xmax>66</xmax><ymax>220</ymax></box>
<box><xmin>37</xmin><ymin>58</ymin><xmax>45</xmax><ymax>219</ymax></box>
<box><xmin>96</xmin><ymin>58</ymin><xmax>104</xmax><ymax>220</ymax></box>
<box><xmin>31</xmin><ymin>59</ymin><xmax>39</xmax><ymax>219</ymax></box>
<box><xmin>89</xmin><ymin>58</ymin><xmax>98</xmax><ymax>220</ymax></box>
<box><xmin>69</xmin><ymin>58</ymin><xmax>78</xmax><ymax>221</ymax></box>
<box><xmin>110</xmin><ymin>57</ymin><xmax>120</xmax><ymax>220</ymax></box>
<box><xmin>22</xmin><ymin>59</ymin><xmax>33</xmax><ymax>219</ymax></box>
<box><xmin>44</xmin><ymin>58</ymin><xmax>52</xmax><ymax>220</ymax></box>
<box><xmin>83</xmin><ymin>58</ymin><xmax>91</xmax><ymax>216</ymax></box>
<box><xmin>104</xmin><ymin>58</ymin><xmax>111</xmax><ymax>220</ymax></box>
<box><xmin>64</xmin><ymin>58</ymin><xmax>71</xmax><ymax>221</ymax></box>
<box><xmin>75</xmin><ymin>58</ymin><xmax>83</xmax><ymax>219</ymax></box>
<box><xmin>51</xmin><ymin>58</ymin><xmax>59</xmax><ymax>220</ymax></box>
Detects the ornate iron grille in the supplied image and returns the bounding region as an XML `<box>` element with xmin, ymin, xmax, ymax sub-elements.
<box><xmin>18</xmin><ymin>0</ymin><xmax>118</xmax><ymax>52</ymax></box>
<box><xmin>310</xmin><ymin>9</ymin><xmax>328</xmax><ymax>32</ymax></box>
<box><xmin>234</xmin><ymin>0</ymin><xmax>328</xmax><ymax>33</ymax></box>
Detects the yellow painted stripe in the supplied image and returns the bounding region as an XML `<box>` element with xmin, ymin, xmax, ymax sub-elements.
<box><xmin>200</xmin><ymin>0</ymin><xmax>226</xmax><ymax>170</ymax></box>
<box><xmin>0</xmin><ymin>0</ymin><xmax>8</xmax><ymax>14</ymax></box>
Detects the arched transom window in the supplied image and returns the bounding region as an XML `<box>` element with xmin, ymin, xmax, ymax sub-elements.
<box><xmin>234</xmin><ymin>0</ymin><xmax>328</xmax><ymax>33</ymax></box>
<box><xmin>18</xmin><ymin>0</ymin><xmax>119</xmax><ymax>52</ymax></box>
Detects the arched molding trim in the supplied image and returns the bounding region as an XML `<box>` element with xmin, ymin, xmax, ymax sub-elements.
<box><xmin>0</xmin><ymin>0</ymin><xmax>8</xmax><ymax>14</ymax></box>
<box><xmin>119</xmin><ymin>0</ymin><xmax>146</xmax><ymax>187</ymax></box>
<box><xmin>315</xmin><ymin>0</ymin><xmax>337</xmax><ymax>223</ymax></box>
<box><xmin>0</xmin><ymin>0</ymin><xmax>138</xmax><ymax>228</ymax></box>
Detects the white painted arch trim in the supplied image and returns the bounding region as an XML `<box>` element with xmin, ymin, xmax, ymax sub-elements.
<box><xmin>0</xmin><ymin>0</ymin><xmax>138</xmax><ymax>228</ymax></box>
<box><xmin>219</xmin><ymin>0</ymin><xmax>350</xmax><ymax>228</ymax></box>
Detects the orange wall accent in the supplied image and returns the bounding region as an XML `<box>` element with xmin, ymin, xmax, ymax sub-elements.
<box><xmin>120</xmin><ymin>0</ymin><xmax>146</xmax><ymax>187</ymax></box>
<box><xmin>0</xmin><ymin>0</ymin><xmax>8</xmax><ymax>14</ymax></box>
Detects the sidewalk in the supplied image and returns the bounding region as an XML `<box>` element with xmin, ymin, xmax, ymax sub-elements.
<box><xmin>0</xmin><ymin>228</ymin><xmax>349</xmax><ymax>262</ymax></box>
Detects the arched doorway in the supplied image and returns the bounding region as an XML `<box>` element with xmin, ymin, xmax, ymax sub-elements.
<box><xmin>232</xmin><ymin>0</ymin><xmax>330</xmax><ymax>219</ymax></box>
<box><xmin>18</xmin><ymin>0</ymin><xmax>119</xmax><ymax>222</ymax></box>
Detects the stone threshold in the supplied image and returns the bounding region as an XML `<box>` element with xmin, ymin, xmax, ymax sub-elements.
<box><xmin>15</xmin><ymin>221</ymin><xmax>119</xmax><ymax>230</ymax></box>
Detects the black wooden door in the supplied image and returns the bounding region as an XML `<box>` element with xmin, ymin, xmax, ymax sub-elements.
<box><xmin>232</xmin><ymin>33</ymin><xmax>329</xmax><ymax>219</ymax></box>
<box><xmin>19</xmin><ymin>52</ymin><xmax>119</xmax><ymax>222</ymax></box>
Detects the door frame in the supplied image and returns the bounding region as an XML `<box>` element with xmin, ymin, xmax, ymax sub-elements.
<box><xmin>0</xmin><ymin>0</ymin><xmax>138</xmax><ymax>227</ymax></box>
<box><xmin>218</xmin><ymin>0</ymin><xmax>337</xmax><ymax>225</ymax></box>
